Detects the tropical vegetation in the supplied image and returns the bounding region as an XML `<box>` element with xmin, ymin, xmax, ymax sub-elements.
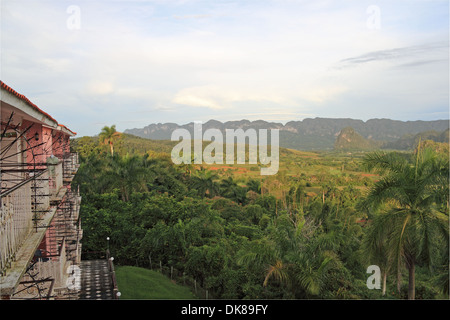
<box><xmin>71</xmin><ymin>126</ymin><xmax>449</xmax><ymax>299</ymax></box>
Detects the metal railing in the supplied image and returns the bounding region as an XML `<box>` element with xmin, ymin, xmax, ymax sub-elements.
<box><xmin>11</xmin><ymin>237</ymin><xmax>70</xmax><ymax>299</ymax></box>
<box><xmin>34</xmin><ymin>170</ymin><xmax>50</xmax><ymax>213</ymax></box>
<box><xmin>0</xmin><ymin>175</ymin><xmax>34</xmax><ymax>276</ymax></box>
<box><xmin>63</xmin><ymin>153</ymin><xmax>79</xmax><ymax>180</ymax></box>
<box><xmin>0</xmin><ymin>159</ymin><xmax>63</xmax><ymax>276</ymax></box>
<box><xmin>0</xmin><ymin>151</ymin><xmax>82</xmax><ymax>298</ymax></box>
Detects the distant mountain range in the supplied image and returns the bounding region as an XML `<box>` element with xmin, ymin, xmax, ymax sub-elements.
<box><xmin>124</xmin><ymin>118</ymin><xmax>449</xmax><ymax>151</ymax></box>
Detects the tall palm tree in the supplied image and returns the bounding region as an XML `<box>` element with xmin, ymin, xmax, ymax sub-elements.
<box><xmin>99</xmin><ymin>125</ymin><xmax>120</xmax><ymax>156</ymax></box>
<box><xmin>362</xmin><ymin>147</ymin><xmax>449</xmax><ymax>299</ymax></box>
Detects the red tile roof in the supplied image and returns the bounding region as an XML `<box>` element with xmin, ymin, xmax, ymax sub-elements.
<box><xmin>58</xmin><ymin>123</ymin><xmax>77</xmax><ymax>136</ymax></box>
<box><xmin>1</xmin><ymin>80</ymin><xmax>76</xmax><ymax>136</ymax></box>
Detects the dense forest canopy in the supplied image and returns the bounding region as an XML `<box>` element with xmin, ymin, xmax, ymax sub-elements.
<box><xmin>71</xmin><ymin>127</ymin><xmax>449</xmax><ymax>299</ymax></box>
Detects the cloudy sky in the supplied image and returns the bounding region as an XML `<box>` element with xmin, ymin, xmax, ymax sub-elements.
<box><xmin>1</xmin><ymin>0</ymin><xmax>448</xmax><ymax>137</ymax></box>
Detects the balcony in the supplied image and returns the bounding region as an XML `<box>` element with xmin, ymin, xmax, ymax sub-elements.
<box><xmin>11</xmin><ymin>237</ymin><xmax>76</xmax><ymax>299</ymax></box>
<box><xmin>0</xmin><ymin>174</ymin><xmax>35</xmax><ymax>277</ymax></box>
<box><xmin>0</xmin><ymin>156</ymin><xmax>76</xmax><ymax>298</ymax></box>
<box><xmin>63</xmin><ymin>153</ymin><xmax>80</xmax><ymax>183</ymax></box>
<box><xmin>0</xmin><ymin>179</ymin><xmax>58</xmax><ymax>296</ymax></box>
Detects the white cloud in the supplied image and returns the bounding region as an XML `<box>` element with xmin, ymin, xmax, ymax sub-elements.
<box><xmin>172</xmin><ymin>84</ymin><xmax>303</xmax><ymax>111</ymax></box>
<box><xmin>87</xmin><ymin>81</ymin><xmax>115</xmax><ymax>96</ymax></box>
<box><xmin>0</xmin><ymin>0</ymin><xmax>447</xmax><ymax>136</ymax></box>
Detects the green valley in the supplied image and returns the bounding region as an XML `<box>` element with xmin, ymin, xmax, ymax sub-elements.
<box><xmin>71</xmin><ymin>126</ymin><xmax>449</xmax><ymax>300</ymax></box>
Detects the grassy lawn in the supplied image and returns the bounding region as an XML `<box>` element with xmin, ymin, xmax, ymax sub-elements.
<box><xmin>115</xmin><ymin>266</ymin><xmax>197</xmax><ymax>299</ymax></box>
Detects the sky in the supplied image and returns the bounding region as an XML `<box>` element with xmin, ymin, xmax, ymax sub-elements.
<box><xmin>0</xmin><ymin>0</ymin><xmax>448</xmax><ymax>137</ymax></box>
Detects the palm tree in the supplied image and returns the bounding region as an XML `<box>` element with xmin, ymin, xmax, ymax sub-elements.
<box><xmin>220</xmin><ymin>177</ymin><xmax>238</xmax><ymax>197</ymax></box>
<box><xmin>294</xmin><ymin>250</ymin><xmax>338</xmax><ymax>297</ymax></box>
<box><xmin>263</xmin><ymin>259</ymin><xmax>289</xmax><ymax>288</ymax></box>
<box><xmin>262</xmin><ymin>236</ymin><xmax>342</xmax><ymax>298</ymax></box>
<box><xmin>106</xmin><ymin>154</ymin><xmax>148</xmax><ymax>201</ymax></box>
<box><xmin>362</xmin><ymin>147</ymin><xmax>449</xmax><ymax>299</ymax></box>
<box><xmin>99</xmin><ymin>125</ymin><xmax>120</xmax><ymax>156</ymax></box>
<box><xmin>361</xmin><ymin>211</ymin><xmax>392</xmax><ymax>296</ymax></box>
<box><xmin>191</xmin><ymin>168</ymin><xmax>219</xmax><ymax>198</ymax></box>
<box><xmin>246</xmin><ymin>178</ymin><xmax>261</xmax><ymax>194</ymax></box>
<box><xmin>219</xmin><ymin>176</ymin><xmax>247</xmax><ymax>203</ymax></box>
<box><xmin>73</xmin><ymin>152</ymin><xmax>109</xmax><ymax>194</ymax></box>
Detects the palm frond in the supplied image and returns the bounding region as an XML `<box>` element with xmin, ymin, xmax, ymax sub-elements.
<box><xmin>363</xmin><ymin>151</ymin><xmax>409</xmax><ymax>174</ymax></box>
<box><xmin>263</xmin><ymin>259</ymin><xmax>289</xmax><ymax>287</ymax></box>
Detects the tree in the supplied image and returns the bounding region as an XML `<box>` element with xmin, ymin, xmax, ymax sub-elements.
<box><xmin>263</xmin><ymin>259</ymin><xmax>289</xmax><ymax>288</ymax></box>
<box><xmin>106</xmin><ymin>154</ymin><xmax>148</xmax><ymax>201</ymax></box>
<box><xmin>236</xmin><ymin>238</ymin><xmax>280</xmax><ymax>291</ymax></box>
<box><xmin>191</xmin><ymin>168</ymin><xmax>219</xmax><ymax>198</ymax></box>
<box><xmin>362</xmin><ymin>148</ymin><xmax>449</xmax><ymax>299</ymax></box>
<box><xmin>99</xmin><ymin>125</ymin><xmax>120</xmax><ymax>156</ymax></box>
<box><xmin>220</xmin><ymin>177</ymin><xmax>247</xmax><ymax>204</ymax></box>
<box><xmin>361</xmin><ymin>212</ymin><xmax>392</xmax><ymax>296</ymax></box>
<box><xmin>246</xmin><ymin>179</ymin><xmax>261</xmax><ymax>194</ymax></box>
<box><xmin>294</xmin><ymin>250</ymin><xmax>339</xmax><ymax>297</ymax></box>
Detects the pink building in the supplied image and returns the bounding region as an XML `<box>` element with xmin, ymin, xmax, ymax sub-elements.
<box><xmin>0</xmin><ymin>81</ymin><xmax>82</xmax><ymax>299</ymax></box>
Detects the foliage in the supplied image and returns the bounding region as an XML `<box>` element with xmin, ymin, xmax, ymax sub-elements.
<box><xmin>71</xmin><ymin>129</ymin><xmax>449</xmax><ymax>300</ymax></box>
<box><xmin>361</xmin><ymin>146</ymin><xmax>449</xmax><ymax>299</ymax></box>
<box><xmin>99</xmin><ymin>125</ymin><xmax>121</xmax><ymax>156</ymax></box>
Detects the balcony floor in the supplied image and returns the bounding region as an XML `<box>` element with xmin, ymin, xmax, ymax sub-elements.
<box><xmin>79</xmin><ymin>260</ymin><xmax>115</xmax><ymax>300</ymax></box>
